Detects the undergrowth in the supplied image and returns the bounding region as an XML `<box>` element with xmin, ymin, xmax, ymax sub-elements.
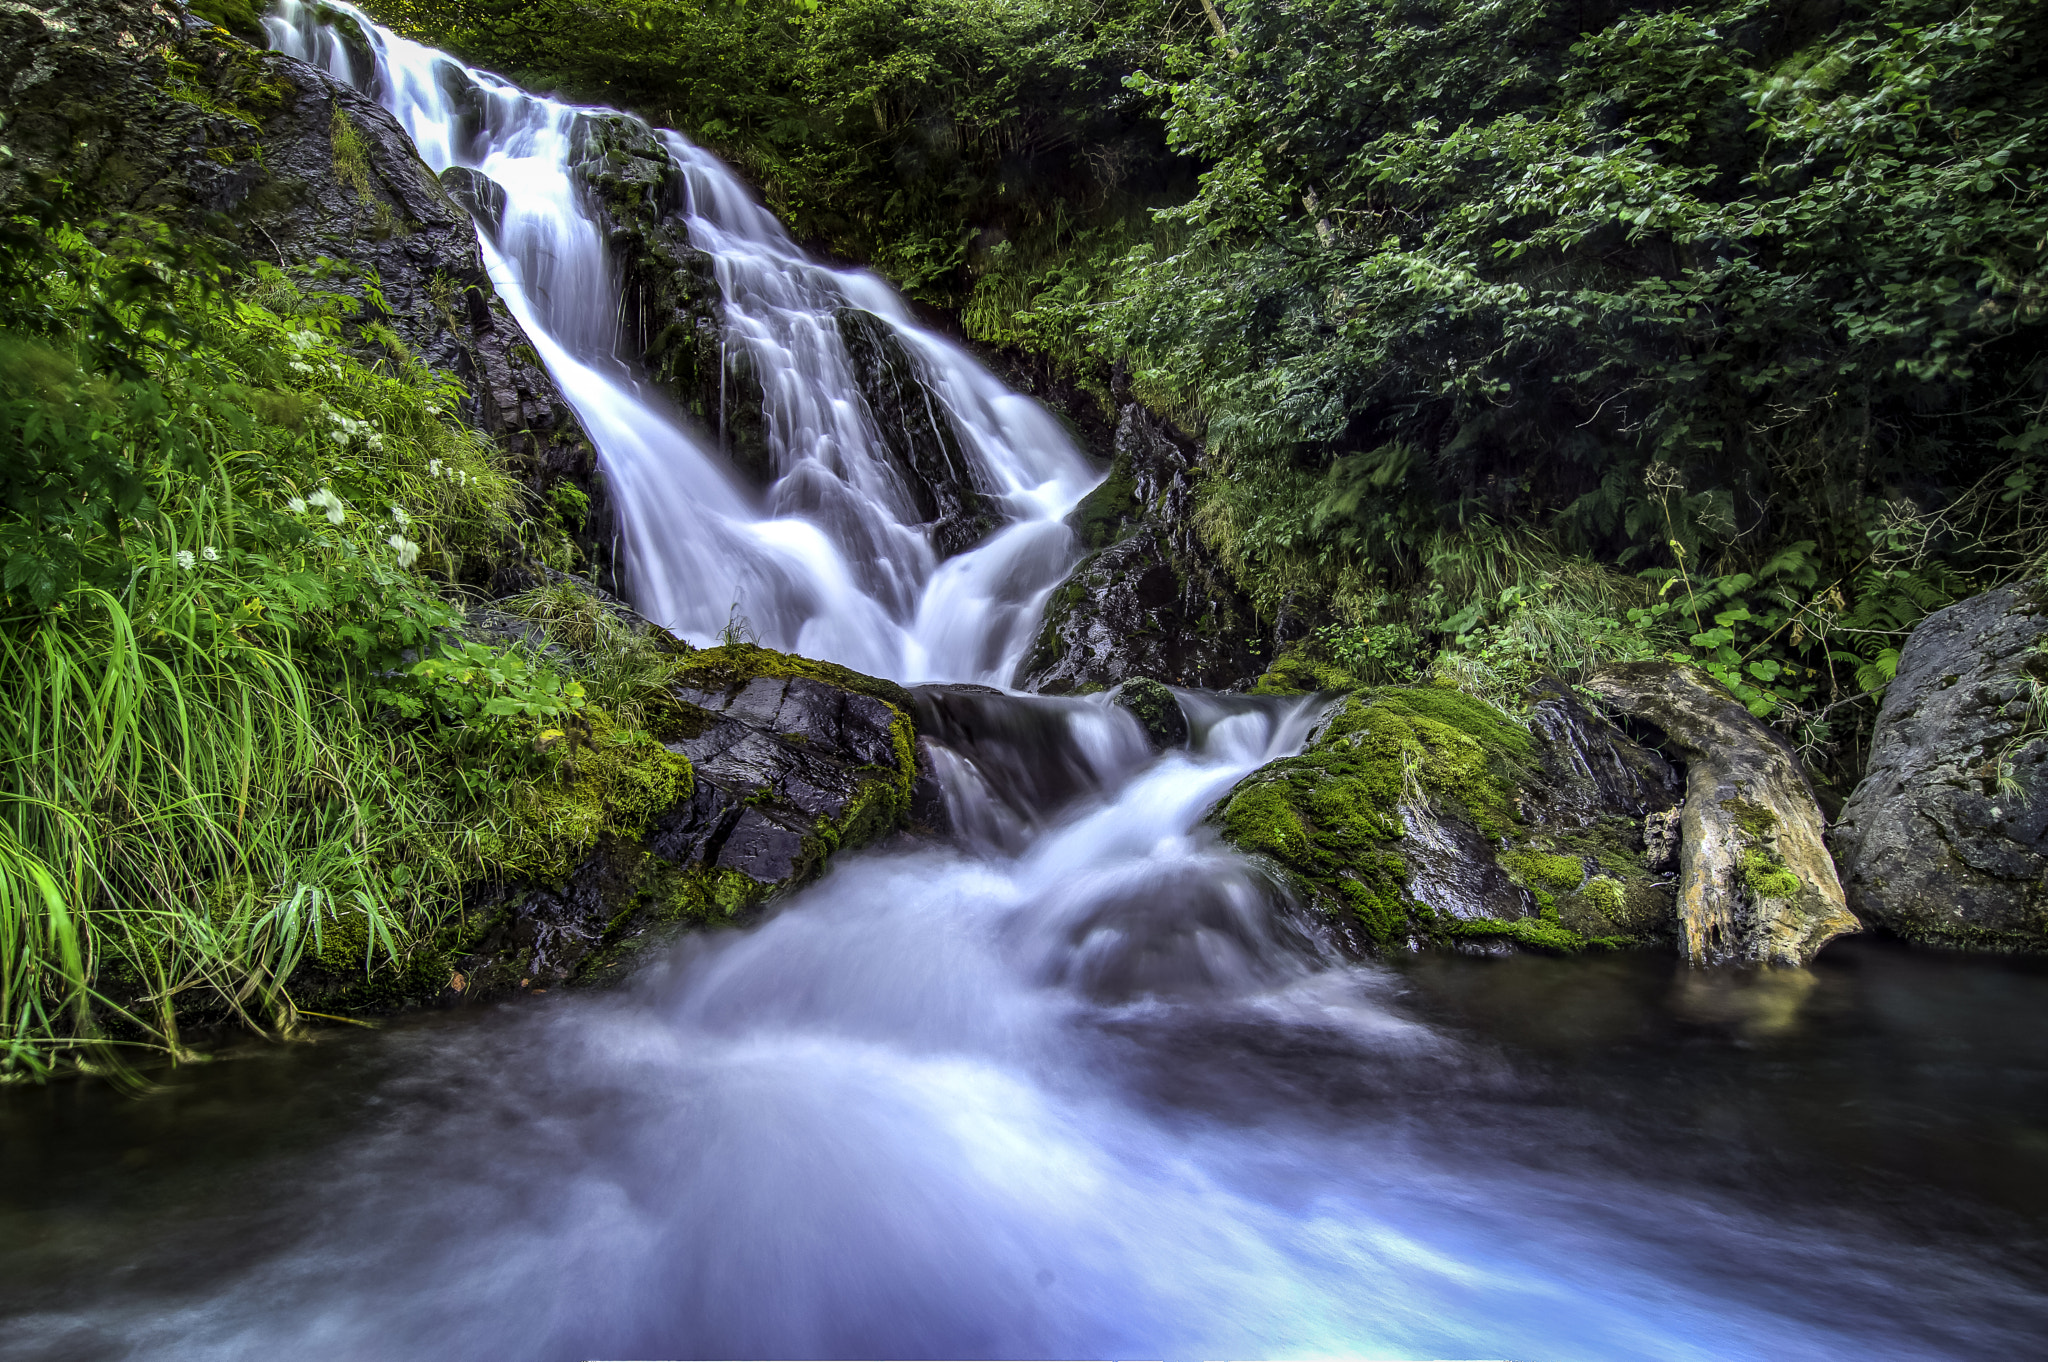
<box><xmin>0</xmin><ymin>203</ymin><xmax>657</xmax><ymax>1079</ymax></box>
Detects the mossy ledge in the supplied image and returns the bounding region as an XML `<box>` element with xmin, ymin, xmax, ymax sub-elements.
<box><xmin>296</xmin><ymin>642</ymin><xmax>921</xmax><ymax>1015</ymax></box>
<box><xmin>1212</xmin><ymin>681</ymin><xmax>1683</xmax><ymax>956</ymax></box>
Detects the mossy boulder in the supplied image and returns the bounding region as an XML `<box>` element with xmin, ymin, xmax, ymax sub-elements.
<box><xmin>1212</xmin><ymin>680</ymin><xmax>1683</xmax><ymax>955</ymax></box>
<box><xmin>296</xmin><ymin>643</ymin><xmax>921</xmax><ymax>1011</ymax></box>
<box><xmin>444</xmin><ymin>644</ymin><xmax>919</xmax><ymax>997</ymax></box>
<box><xmin>1113</xmin><ymin>676</ymin><xmax>1188</xmax><ymax>748</ymax></box>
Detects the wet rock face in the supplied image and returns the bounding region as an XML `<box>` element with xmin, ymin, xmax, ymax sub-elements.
<box><xmin>567</xmin><ymin>114</ymin><xmax>773</xmax><ymax>483</ymax></box>
<box><xmin>1020</xmin><ymin>404</ymin><xmax>1261</xmax><ymax>692</ymax></box>
<box><xmin>453</xmin><ymin>645</ymin><xmax>918</xmax><ymax>995</ymax></box>
<box><xmin>1213</xmin><ymin>682</ymin><xmax>1682</xmax><ymax>956</ymax></box>
<box><xmin>0</xmin><ymin>0</ymin><xmax>601</xmax><ymax>585</ymax></box>
<box><xmin>834</xmin><ymin>307</ymin><xmax>1001</xmax><ymax>558</ymax></box>
<box><xmin>1585</xmin><ymin>662</ymin><xmax>1859</xmax><ymax>967</ymax></box>
<box><xmin>1114</xmin><ymin>678</ymin><xmax>1189</xmax><ymax>749</ymax></box>
<box><xmin>1833</xmin><ymin>581</ymin><xmax>2048</xmax><ymax>951</ymax></box>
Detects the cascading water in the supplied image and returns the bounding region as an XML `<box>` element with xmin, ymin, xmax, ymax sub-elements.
<box><xmin>3</xmin><ymin>10</ymin><xmax>2042</xmax><ymax>1362</ymax></box>
<box><xmin>264</xmin><ymin>0</ymin><xmax>1095</xmax><ymax>684</ymax></box>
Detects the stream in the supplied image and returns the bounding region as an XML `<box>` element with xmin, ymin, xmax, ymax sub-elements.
<box><xmin>1</xmin><ymin>6</ymin><xmax>2046</xmax><ymax>1359</ymax></box>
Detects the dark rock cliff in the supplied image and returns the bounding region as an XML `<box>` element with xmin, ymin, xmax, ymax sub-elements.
<box><xmin>1018</xmin><ymin>400</ymin><xmax>1262</xmax><ymax>692</ymax></box>
<box><xmin>565</xmin><ymin>112</ymin><xmax>775</xmax><ymax>484</ymax></box>
<box><xmin>1833</xmin><ymin>581</ymin><xmax>2048</xmax><ymax>952</ymax></box>
<box><xmin>834</xmin><ymin>306</ymin><xmax>1002</xmax><ymax>558</ymax></box>
<box><xmin>1</xmin><ymin>0</ymin><xmax>603</xmax><ymax>586</ymax></box>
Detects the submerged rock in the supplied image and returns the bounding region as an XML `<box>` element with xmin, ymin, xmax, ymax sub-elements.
<box><xmin>1833</xmin><ymin>581</ymin><xmax>2048</xmax><ymax>951</ymax></box>
<box><xmin>835</xmin><ymin>306</ymin><xmax>1001</xmax><ymax>558</ymax></box>
<box><xmin>1212</xmin><ymin>681</ymin><xmax>1682</xmax><ymax>955</ymax></box>
<box><xmin>567</xmin><ymin>114</ymin><xmax>774</xmax><ymax>483</ymax></box>
<box><xmin>1019</xmin><ymin>404</ymin><xmax>1261</xmax><ymax>692</ymax></box>
<box><xmin>1113</xmin><ymin>677</ymin><xmax>1189</xmax><ymax>749</ymax></box>
<box><xmin>445</xmin><ymin>644</ymin><xmax>918</xmax><ymax>997</ymax></box>
<box><xmin>1584</xmin><ymin>662</ymin><xmax>1858</xmax><ymax>967</ymax></box>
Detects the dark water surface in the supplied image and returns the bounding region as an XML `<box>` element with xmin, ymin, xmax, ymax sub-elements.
<box><xmin>4</xmin><ymin>921</ymin><xmax>2045</xmax><ymax>1360</ymax></box>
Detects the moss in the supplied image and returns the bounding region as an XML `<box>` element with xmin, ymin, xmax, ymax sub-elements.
<box><xmin>1456</xmin><ymin>918</ymin><xmax>1639</xmax><ymax>953</ymax></box>
<box><xmin>672</xmin><ymin>642</ymin><xmax>914</xmax><ymax>714</ymax></box>
<box><xmin>330</xmin><ymin>106</ymin><xmax>376</xmax><ymax>204</ymax></box>
<box><xmin>188</xmin><ymin>0</ymin><xmax>268</xmax><ymax>40</ymax></box>
<box><xmin>1068</xmin><ymin>458</ymin><xmax>1139</xmax><ymax>550</ymax></box>
<box><xmin>1581</xmin><ymin>875</ymin><xmax>1626</xmax><ymax>915</ymax></box>
<box><xmin>1116</xmin><ymin>676</ymin><xmax>1183</xmax><ymax>745</ymax></box>
<box><xmin>1741</xmin><ymin>848</ymin><xmax>1802</xmax><ymax>900</ymax></box>
<box><xmin>1447</xmin><ymin>916</ymin><xmax>1595</xmax><ymax>953</ymax></box>
<box><xmin>1724</xmin><ymin>797</ymin><xmax>1780</xmax><ymax>842</ymax></box>
<box><xmin>1250</xmin><ymin>639</ymin><xmax>1367</xmax><ymax>695</ymax></box>
<box><xmin>1504</xmin><ymin>849</ymin><xmax>1587</xmax><ymax>894</ymax></box>
<box><xmin>482</xmin><ymin>710</ymin><xmax>696</xmax><ymax>883</ymax></box>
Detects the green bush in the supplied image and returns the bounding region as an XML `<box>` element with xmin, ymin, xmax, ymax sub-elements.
<box><xmin>1094</xmin><ymin>0</ymin><xmax>2048</xmax><ymax>764</ymax></box>
<box><xmin>0</xmin><ymin>206</ymin><xmax>654</xmax><ymax>1078</ymax></box>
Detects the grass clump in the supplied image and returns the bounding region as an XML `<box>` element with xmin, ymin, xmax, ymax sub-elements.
<box><xmin>0</xmin><ymin>204</ymin><xmax>662</xmax><ymax>1078</ymax></box>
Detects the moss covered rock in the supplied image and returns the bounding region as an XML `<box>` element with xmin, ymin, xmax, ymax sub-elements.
<box><xmin>442</xmin><ymin>644</ymin><xmax>919</xmax><ymax>998</ymax></box>
<box><xmin>1213</xmin><ymin>680</ymin><xmax>1683</xmax><ymax>955</ymax></box>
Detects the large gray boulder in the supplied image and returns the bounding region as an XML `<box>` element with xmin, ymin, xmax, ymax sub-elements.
<box><xmin>1832</xmin><ymin>581</ymin><xmax>2048</xmax><ymax>951</ymax></box>
<box><xmin>1584</xmin><ymin>662</ymin><xmax>1859</xmax><ymax>967</ymax></box>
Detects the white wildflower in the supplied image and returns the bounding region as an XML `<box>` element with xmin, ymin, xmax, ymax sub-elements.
<box><xmin>286</xmin><ymin>496</ymin><xmax>307</xmax><ymax>514</ymax></box>
<box><xmin>426</xmin><ymin>458</ymin><xmax>444</xmax><ymax>478</ymax></box>
<box><xmin>389</xmin><ymin>505</ymin><xmax>410</xmax><ymax>528</ymax></box>
<box><xmin>387</xmin><ymin>534</ymin><xmax>421</xmax><ymax>569</ymax></box>
<box><xmin>200</xmin><ymin>546</ymin><xmax>220</xmax><ymax>562</ymax></box>
<box><xmin>306</xmin><ymin>487</ymin><xmax>347</xmax><ymax>525</ymax></box>
<box><xmin>175</xmin><ymin>549</ymin><xmax>196</xmax><ymax>571</ymax></box>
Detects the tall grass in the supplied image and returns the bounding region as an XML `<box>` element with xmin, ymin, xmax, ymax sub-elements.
<box><xmin>0</xmin><ymin>215</ymin><xmax>545</xmax><ymax>1079</ymax></box>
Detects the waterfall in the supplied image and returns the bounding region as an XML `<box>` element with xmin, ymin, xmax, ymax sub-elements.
<box><xmin>262</xmin><ymin>1</ymin><xmax>1097</xmax><ymax>685</ymax></box>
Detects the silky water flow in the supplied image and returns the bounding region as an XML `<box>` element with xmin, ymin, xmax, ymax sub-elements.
<box><xmin>267</xmin><ymin>0</ymin><xmax>1095</xmax><ymax>683</ymax></box>
<box><xmin>0</xmin><ymin>6</ymin><xmax>2042</xmax><ymax>1360</ymax></box>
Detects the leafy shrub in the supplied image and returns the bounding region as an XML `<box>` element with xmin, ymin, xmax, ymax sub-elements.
<box><xmin>0</xmin><ymin>204</ymin><xmax>644</xmax><ymax>1077</ymax></box>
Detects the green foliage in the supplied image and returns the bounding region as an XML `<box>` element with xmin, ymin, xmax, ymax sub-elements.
<box><xmin>0</xmin><ymin>203</ymin><xmax>659</xmax><ymax>1077</ymax></box>
<box><xmin>1096</xmin><ymin>0</ymin><xmax>2048</xmax><ymax>769</ymax></box>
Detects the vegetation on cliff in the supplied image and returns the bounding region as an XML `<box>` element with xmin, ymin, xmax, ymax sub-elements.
<box><xmin>0</xmin><ymin>202</ymin><xmax>691</xmax><ymax>1077</ymax></box>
